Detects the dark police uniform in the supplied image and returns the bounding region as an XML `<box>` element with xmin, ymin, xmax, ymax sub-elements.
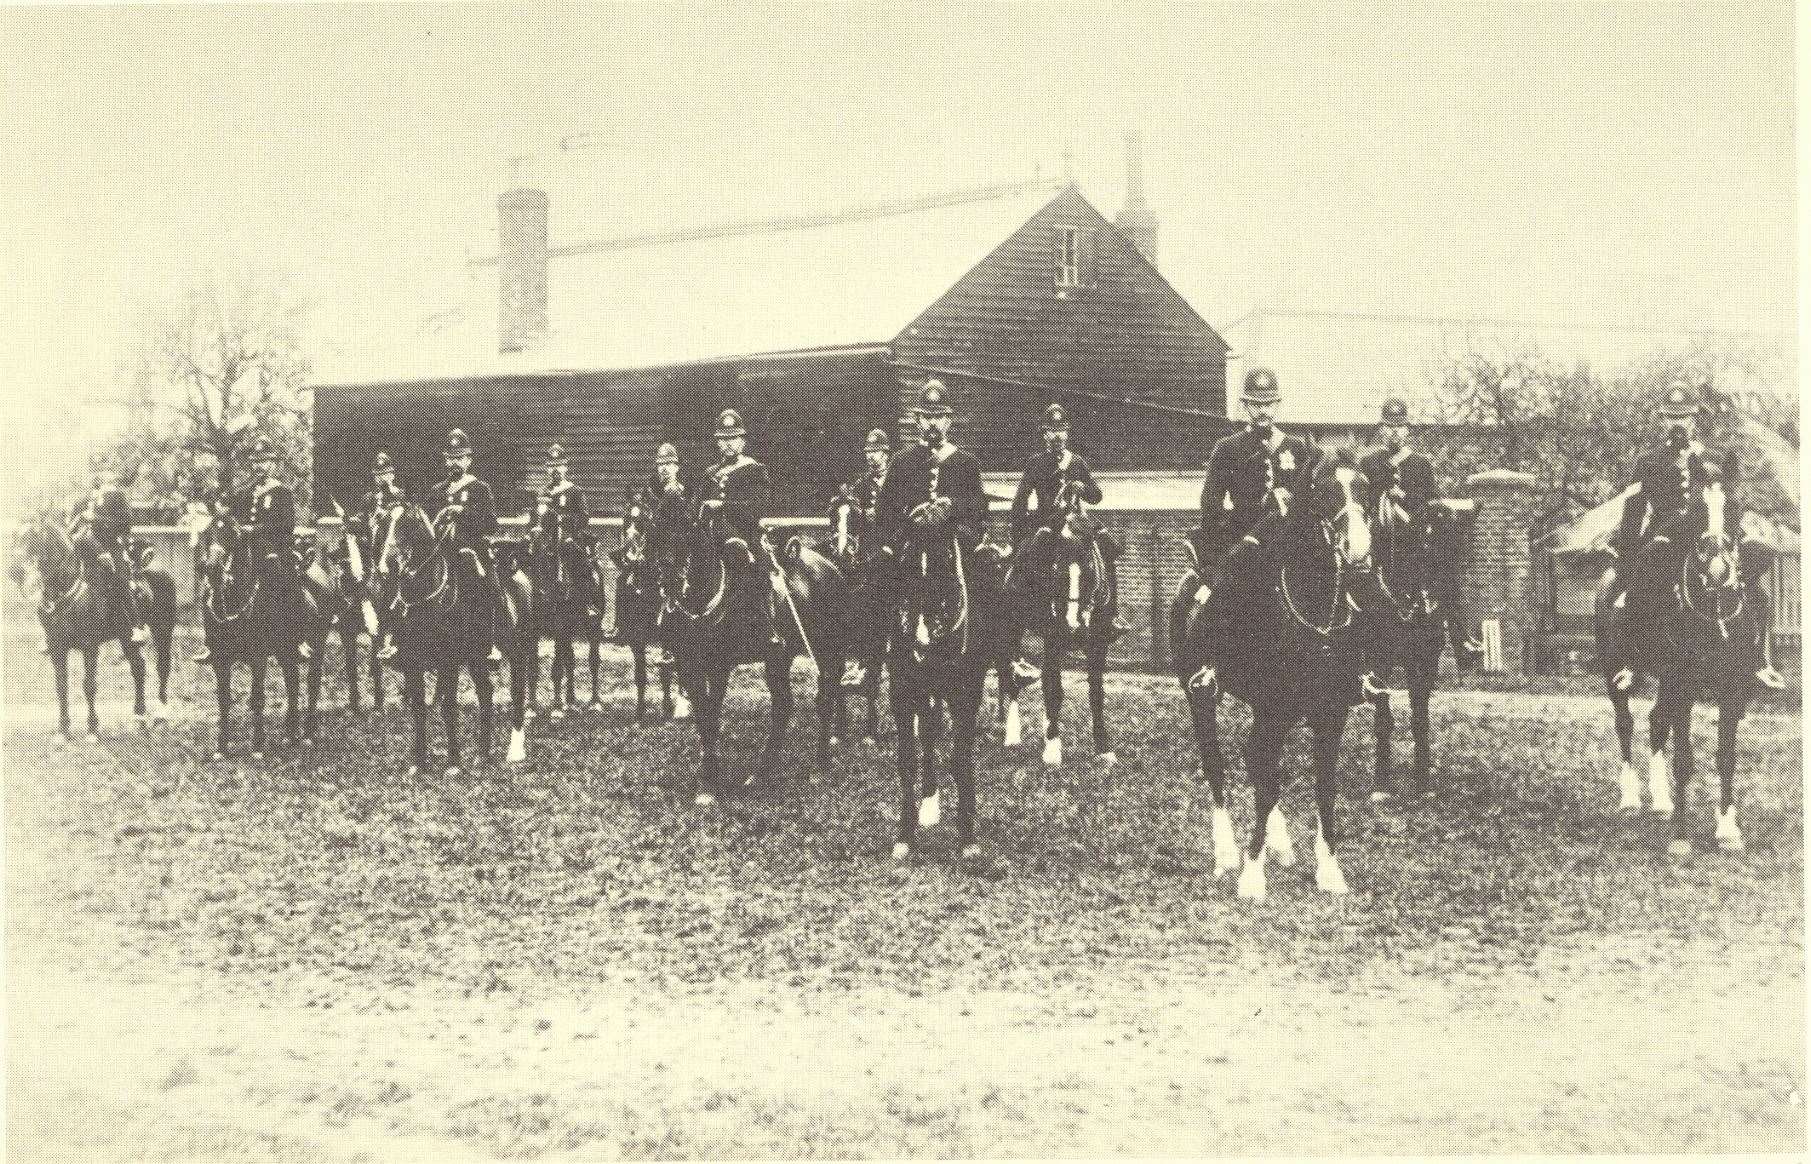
<box><xmin>875</xmin><ymin>435</ymin><xmax>988</xmax><ymax>554</ymax></box>
<box><xmin>1193</xmin><ymin>422</ymin><xmax>1318</xmax><ymax>572</ymax></box>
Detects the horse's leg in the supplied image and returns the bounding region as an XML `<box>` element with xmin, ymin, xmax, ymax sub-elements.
<box><xmin>1183</xmin><ymin>686</ymin><xmax>1238</xmax><ymax>876</ymax></box>
<box><xmin>815</xmin><ymin>647</ymin><xmax>840</xmax><ymax>769</ymax></box>
<box><xmin>126</xmin><ymin>637</ymin><xmax>147</xmax><ymax>727</ymax></box>
<box><xmin>631</xmin><ymin>644</ymin><xmax>647</xmax><ymax>723</ymax></box>
<box><xmin>1647</xmin><ymin>691</ymin><xmax>1675</xmax><ymax>815</ymax></box>
<box><xmin>52</xmin><ymin>650</ymin><xmax>71</xmax><ymax>738</ymax></box>
<box><xmin>1668</xmin><ymin>687</ymin><xmax>1695</xmax><ymax>854</ymax></box>
<box><xmin>1238</xmin><ymin>710</ymin><xmax>1289</xmax><ymax>901</ymax></box>
<box><xmin>248</xmin><ymin>655</ymin><xmax>267</xmax><ymax>758</ymax></box>
<box><xmin>1086</xmin><ymin>633</ymin><xmax>1111</xmax><ymax>764</ymax></box>
<box><xmin>474</xmin><ymin>661</ymin><xmax>494</xmax><ymax>763</ymax></box>
<box><xmin>1040</xmin><ymin>635</ymin><xmax>1065</xmax><ymax>766</ymax></box>
<box><xmin>761</xmin><ymin>653</ymin><xmax>795</xmax><ymax>786</ymax></box>
<box><xmin>282</xmin><ymin>659</ymin><xmax>302</xmax><ymax>744</ymax></box>
<box><xmin>304</xmin><ymin>647</ymin><xmax>323</xmax><ymax>742</ymax></box>
<box><xmin>589</xmin><ymin>630</ymin><xmax>603</xmax><ymax>709</ymax></box>
<box><xmin>441</xmin><ymin>664</ymin><xmax>462</xmax><ymax>775</ymax></box>
<box><xmin>342</xmin><ymin>623</ymin><xmax>361</xmax><ymax>715</ymax></box>
<box><xmin>893</xmin><ymin>682</ymin><xmax>920</xmax><ymax>858</ymax></box>
<box><xmin>1370</xmin><ymin>689</ymin><xmax>1395</xmax><ymax>801</ymax></box>
<box><xmin>1312</xmin><ymin>703</ymin><xmax>1351</xmax><ymax>894</ymax></box>
<box><xmin>81</xmin><ymin>646</ymin><xmax>99</xmax><ymax>739</ymax></box>
<box><xmin>1611</xmin><ymin>677</ymin><xmax>1640</xmax><ymax>810</ymax></box>
<box><xmin>952</xmin><ymin>682</ymin><xmax>982</xmax><ymax>858</ymax></box>
<box><xmin>1409</xmin><ymin>678</ymin><xmax>1432</xmax><ymax>795</ymax></box>
<box><xmin>212</xmin><ymin>660</ymin><xmax>231</xmax><ymax>758</ymax></box>
<box><xmin>406</xmin><ymin>668</ymin><xmax>429</xmax><ymax>774</ymax></box>
<box><xmin>503</xmin><ymin>634</ymin><xmax>525</xmax><ymax>763</ymax></box>
<box><xmin>370</xmin><ymin>628</ymin><xmax>386</xmax><ymax>712</ymax></box>
<box><xmin>1714</xmin><ymin>699</ymin><xmax>1744</xmax><ymax>851</ymax></box>
<box><xmin>156</xmin><ymin>629</ymin><xmax>172</xmax><ymax>713</ymax></box>
<box><xmin>863</xmin><ymin>663</ymin><xmax>881</xmax><ymax>746</ymax></box>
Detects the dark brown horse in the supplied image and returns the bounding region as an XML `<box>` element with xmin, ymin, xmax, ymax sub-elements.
<box><xmin>1595</xmin><ymin>477</ymin><xmax>1761</xmax><ymax>854</ymax></box>
<box><xmin>526</xmin><ymin>505</ymin><xmax>604</xmax><ymax>719</ymax></box>
<box><xmin>381</xmin><ymin>500</ymin><xmax>535</xmax><ymax>774</ymax></box>
<box><xmin>885</xmin><ymin>526</ymin><xmax>1018</xmax><ymax>861</ymax></box>
<box><xmin>657</xmin><ymin>507</ymin><xmax>851</xmax><ymax>805</ymax></box>
<box><xmin>197</xmin><ymin>511</ymin><xmax>326</xmax><ymax>757</ymax></box>
<box><xmin>821</xmin><ymin>489</ymin><xmax>889</xmax><ymax>745</ymax></box>
<box><xmin>1011</xmin><ymin>482</ymin><xmax>1119</xmax><ymax>768</ymax></box>
<box><xmin>612</xmin><ymin>490</ymin><xmax>682</xmax><ymax>723</ymax></box>
<box><xmin>1355</xmin><ymin>496</ymin><xmax>1468</xmax><ymax>800</ymax></box>
<box><xmin>11</xmin><ymin>513</ymin><xmax>167</xmax><ymax>739</ymax></box>
<box><xmin>1169</xmin><ymin>451</ymin><xmax>1375</xmax><ymax>900</ymax></box>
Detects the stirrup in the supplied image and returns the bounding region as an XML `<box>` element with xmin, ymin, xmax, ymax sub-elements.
<box><xmin>1755</xmin><ymin>666</ymin><xmax>1787</xmax><ymax>691</ymax></box>
<box><xmin>1360</xmin><ymin>672</ymin><xmax>1388</xmax><ymax>699</ymax></box>
<box><xmin>376</xmin><ymin>641</ymin><xmax>398</xmax><ymax>660</ymax></box>
<box><xmin>841</xmin><ymin>662</ymin><xmax>868</xmax><ymax>688</ymax></box>
<box><xmin>1011</xmin><ymin>658</ymin><xmax>1040</xmax><ymax>682</ymax></box>
<box><xmin>130</xmin><ymin>624</ymin><xmax>151</xmax><ymax>645</ymax></box>
<box><xmin>192</xmin><ymin>647</ymin><xmax>214</xmax><ymax>664</ymax></box>
<box><xmin>1186</xmin><ymin>665</ymin><xmax>1217</xmax><ymax>693</ymax></box>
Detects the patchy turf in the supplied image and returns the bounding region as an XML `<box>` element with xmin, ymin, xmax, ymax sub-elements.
<box><xmin>6</xmin><ymin>639</ymin><xmax>1805</xmax><ymax>1158</ymax></box>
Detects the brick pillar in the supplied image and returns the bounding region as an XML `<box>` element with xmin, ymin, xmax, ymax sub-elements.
<box><xmin>1463</xmin><ymin>469</ymin><xmax>1542</xmax><ymax>674</ymax></box>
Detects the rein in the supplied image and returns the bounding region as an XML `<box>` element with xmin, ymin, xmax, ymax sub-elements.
<box><xmin>662</xmin><ymin>547</ymin><xmax>728</xmax><ymax>625</ymax></box>
<box><xmin>1277</xmin><ymin>510</ymin><xmax>1363</xmax><ymax>639</ymax></box>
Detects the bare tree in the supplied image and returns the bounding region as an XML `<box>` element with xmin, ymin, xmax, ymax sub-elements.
<box><xmin>93</xmin><ymin>274</ymin><xmax>313</xmax><ymax>514</ymax></box>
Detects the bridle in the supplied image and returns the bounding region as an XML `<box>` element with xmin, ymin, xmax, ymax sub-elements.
<box><xmin>1276</xmin><ymin>478</ymin><xmax>1369</xmax><ymax>640</ymax></box>
<box><xmin>386</xmin><ymin>505</ymin><xmax>457</xmax><ymax>616</ymax></box>
<box><xmin>203</xmin><ymin>517</ymin><xmax>262</xmax><ymax>624</ymax></box>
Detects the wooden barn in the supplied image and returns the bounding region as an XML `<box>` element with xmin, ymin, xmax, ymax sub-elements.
<box><xmin>313</xmin><ymin>157</ymin><xmax>1232</xmax><ymax>517</ymax></box>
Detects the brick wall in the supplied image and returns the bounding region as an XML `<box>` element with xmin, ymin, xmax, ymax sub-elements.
<box><xmin>1459</xmin><ymin>469</ymin><xmax>1542</xmax><ymax>674</ymax></box>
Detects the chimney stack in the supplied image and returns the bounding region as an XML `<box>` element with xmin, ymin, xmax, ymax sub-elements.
<box><xmin>1115</xmin><ymin>130</ymin><xmax>1158</xmax><ymax>266</ymax></box>
<box><xmin>498</xmin><ymin>185</ymin><xmax>549</xmax><ymax>354</ymax></box>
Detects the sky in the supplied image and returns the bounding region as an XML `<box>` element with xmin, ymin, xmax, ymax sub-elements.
<box><xmin>0</xmin><ymin>1</ymin><xmax>1797</xmax><ymax>504</ymax></box>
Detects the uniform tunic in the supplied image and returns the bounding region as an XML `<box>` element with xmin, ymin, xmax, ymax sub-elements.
<box><xmin>1011</xmin><ymin>448</ymin><xmax>1101</xmax><ymax>542</ymax></box>
<box><xmin>875</xmin><ymin>441</ymin><xmax>987</xmax><ymax>553</ymax></box>
<box><xmin>1199</xmin><ymin>425</ymin><xmax>1319</xmax><ymax>554</ymax></box>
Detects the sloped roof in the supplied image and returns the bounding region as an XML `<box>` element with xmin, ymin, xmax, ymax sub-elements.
<box><xmin>1544</xmin><ymin>483</ymin><xmax>1799</xmax><ymax>556</ymax></box>
<box><xmin>1221</xmin><ymin>311</ymin><xmax>1789</xmax><ymax>428</ymax></box>
<box><xmin>315</xmin><ymin>184</ymin><xmax>1066</xmax><ymax>386</ymax></box>
<box><xmin>1741</xmin><ymin>413</ymin><xmax>1800</xmax><ymax>509</ymax></box>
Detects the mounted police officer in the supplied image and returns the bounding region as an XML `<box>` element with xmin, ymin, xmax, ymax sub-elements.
<box><xmin>830</xmin><ymin>427</ymin><xmax>894</xmax><ymax>687</ymax></box>
<box><xmin>75</xmin><ymin>467</ymin><xmax>150</xmax><ymax>645</ymax></box>
<box><xmin>194</xmin><ymin>436</ymin><xmax>310</xmax><ymax>663</ymax></box>
<box><xmin>876</xmin><ymin>380</ymin><xmax>989</xmax><ymax>555</ymax></box>
<box><xmin>533</xmin><ymin>442</ymin><xmax>591</xmax><ymax>582</ymax></box>
<box><xmin>1182</xmin><ymin>368</ymin><xmax>1321</xmax><ymax>693</ymax></box>
<box><xmin>1007</xmin><ymin>401</ymin><xmax>1128</xmax><ymax>676</ymax></box>
<box><xmin>698</xmin><ymin>408</ymin><xmax>784</xmax><ymax>646</ymax></box>
<box><xmin>1358</xmin><ymin>397</ymin><xmax>1484</xmax><ymax>670</ymax></box>
<box><xmin>359</xmin><ymin>450</ymin><xmax>408</xmax><ymax>660</ymax></box>
<box><xmin>1604</xmin><ymin>383</ymin><xmax>1784</xmax><ymax>690</ymax></box>
<box><xmin>875</xmin><ymin>382</ymin><xmax>989</xmax><ymax>649</ymax></box>
<box><xmin>432</xmin><ymin>428</ymin><xmax>506</xmax><ymax>665</ymax></box>
<box><xmin>603</xmin><ymin>442</ymin><xmax>685</xmax><ymax>645</ymax></box>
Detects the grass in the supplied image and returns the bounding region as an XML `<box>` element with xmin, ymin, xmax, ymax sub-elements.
<box><xmin>4</xmin><ymin>636</ymin><xmax>1804</xmax><ymax>1157</ymax></box>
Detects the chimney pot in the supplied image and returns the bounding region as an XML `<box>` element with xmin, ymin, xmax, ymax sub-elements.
<box><xmin>1116</xmin><ymin>130</ymin><xmax>1159</xmax><ymax>267</ymax></box>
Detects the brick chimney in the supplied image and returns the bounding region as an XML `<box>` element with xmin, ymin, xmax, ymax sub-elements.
<box><xmin>498</xmin><ymin>185</ymin><xmax>549</xmax><ymax>354</ymax></box>
<box><xmin>1115</xmin><ymin>130</ymin><xmax>1158</xmax><ymax>266</ymax></box>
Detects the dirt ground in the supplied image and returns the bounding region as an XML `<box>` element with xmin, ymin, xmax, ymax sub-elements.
<box><xmin>5</xmin><ymin>633</ymin><xmax>1805</xmax><ymax>1159</ymax></box>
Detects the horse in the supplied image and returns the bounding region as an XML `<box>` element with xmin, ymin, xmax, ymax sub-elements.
<box><xmin>885</xmin><ymin>520</ymin><xmax>1018</xmax><ymax>861</ymax></box>
<box><xmin>127</xmin><ymin>538</ymin><xmax>178</xmax><ymax>717</ymax></box>
<box><xmin>380</xmin><ymin>500</ymin><xmax>535</xmax><ymax>774</ymax></box>
<box><xmin>320</xmin><ymin>501</ymin><xmax>396</xmax><ymax>715</ymax></box>
<box><xmin>1011</xmin><ymin>481</ymin><xmax>1119</xmax><ymax>767</ymax></box>
<box><xmin>612</xmin><ymin>490</ymin><xmax>683</xmax><ymax>723</ymax></box>
<box><xmin>296</xmin><ymin>530</ymin><xmax>369</xmax><ymax>725</ymax></box>
<box><xmin>1595</xmin><ymin>477</ymin><xmax>1761</xmax><ymax>854</ymax></box>
<box><xmin>657</xmin><ymin>505</ymin><xmax>850</xmax><ymax>805</ymax></box>
<box><xmin>821</xmin><ymin>489</ymin><xmax>889</xmax><ymax>745</ymax></box>
<box><xmin>10</xmin><ymin>513</ymin><xmax>164</xmax><ymax>739</ymax></box>
<box><xmin>527</xmin><ymin>503</ymin><xmax>604</xmax><ymax>719</ymax></box>
<box><xmin>196</xmin><ymin>511</ymin><xmax>325</xmax><ymax>758</ymax></box>
<box><xmin>1169</xmin><ymin>450</ymin><xmax>1375</xmax><ymax>900</ymax></box>
<box><xmin>1355</xmin><ymin>495</ymin><xmax>1468</xmax><ymax>800</ymax></box>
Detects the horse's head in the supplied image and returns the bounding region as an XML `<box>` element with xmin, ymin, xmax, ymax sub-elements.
<box><xmin>383</xmin><ymin>501</ymin><xmax>438</xmax><ymax>574</ymax></box>
<box><xmin>827</xmin><ymin>489</ymin><xmax>867</xmax><ymax>561</ymax></box>
<box><xmin>1300</xmin><ymin>449</ymin><xmax>1373</xmax><ymax>568</ymax></box>
<box><xmin>11</xmin><ymin>515</ymin><xmax>68</xmax><ymax>594</ymax></box>
<box><xmin>1690</xmin><ymin>478</ymin><xmax>1743</xmax><ymax>595</ymax></box>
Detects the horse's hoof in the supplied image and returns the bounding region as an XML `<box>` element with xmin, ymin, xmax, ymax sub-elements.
<box><xmin>84</xmin><ymin>731</ymin><xmax>99</xmax><ymax>743</ymax></box>
<box><xmin>1717</xmin><ymin>830</ymin><xmax>1745</xmax><ymax>853</ymax></box>
<box><xmin>153</xmin><ymin>702</ymin><xmax>170</xmax><ymax>723</ymax></box>
<box><xmin>1716</xmin><ymin>809</ymin><xmax>1745</xmax><ymax>852</ymax></box>
<box><xmin>862</xmin><ymin>736</ymin><xmax>877</xmax><ymax>749</ymax></box>
<box><xmin>1237</xmin><ymin>855</ymin><xmax>1268</xmax><ymax>901</ymax></box>
<box><xmin>1098</xmin><ymin>751</ymin><xmax>1116</xmax><ymax>769</ymax></box>
<box><xmin>505</xmin><ymin>728</ymin><xmax>527</xmax><ymax>765</ymax></box>
<box><xmin>918</xmin><ymin>791</ymin><xmax>941</xmax><ymax>828</ymax></box>
<box><xmin>211</xmin><ymin>751</ymin><xmax>226</xmax><ymax>762</ymax></box>
<box><xmin>892</xmin><ymin>842</ymin><xmax>910</xmax><ymax>861</ymax></box>
<box><xmin>1668</xmin><ymin>838</ymin><xmax>1693</xmax><ymax>858</ymax></box>
<box><xmin>1211</xmin><ymin>807</ymin><xmax>1240</xmax><ymax>877</ymax></box>
<box><xmin>1042</xmin><ymin>736</ymin><xmax>1062</xmax><ymax>767</ymax></box>
<box><xmin>1265</xmin><ymin>807</ymin><xmax>1297</xmax><ymax>868</ymax></box>
<box><xmin>695</xmin><ymin>792</ymin><xmax>716</xmax><ymax>808</ymax></box>
<box><xmin>136</xmin><ymin>715</ymin><xmax>149</xmax><ymax>734</ymax></box>
<box><xmin>1315</xmin><ymin>834</ymin><xmax>1349</xmax><ymax>894</ymax></box>
<box><xmin>550</xmin><ymin>708</ymin><xmax>566</xmax><ymax>721</ymax></box>
<box><xmin>1371</xmin><ymin>789</ymin><xmax>1392</xmax><ymax>804</ymax></box>
<box><xmin>960</xmin><ymin>843</ymin><xmax>981</xmax><ymax>862</ymax></box>
<box><xmin>406</xmin><ymin>765</ymin><xmax>422</xmax><ymax>778</ymax></box>
<box><xmin>445</xmin><ymin>765</ymin><xmax>462</xmax><ymax>778</ymax></box>
<box><xmin>829</xmin><ymin>736</ymin><xmax>842</xmax><ymax>750</ymax></box>
<box><xmin>250</xmin><ymin>750</ymin><xmax>263</xmax><ymax>760</ymax></box>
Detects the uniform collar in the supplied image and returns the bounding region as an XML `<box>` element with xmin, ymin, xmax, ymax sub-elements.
<box><xmin>448</xmin><ymin>472</ymin><xmax>476</xmax><ymax>490</ymax></box>
<box><xmin>1249</xmin><ymin>423</ymin><xmax>1286</xmax><ymax>451</ymax></box>
<box><xmin>716</xmin><ymin>453</ymin><xmax>753</xmax><ymax>472</ymax></box>
<box><xmin>1388</xmin><ymin>445</ymin><xmax>1414</xmax><ymax>466</ymax></box>
<box><xmin>548</xmin><ymin>480</ymin><xmax>574</xmax><ymax>494</ymax></box>
<box><xmin>930</xmin><ymin>440</ymin><xmax>959</xmax><ymax>463</ymax></box>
